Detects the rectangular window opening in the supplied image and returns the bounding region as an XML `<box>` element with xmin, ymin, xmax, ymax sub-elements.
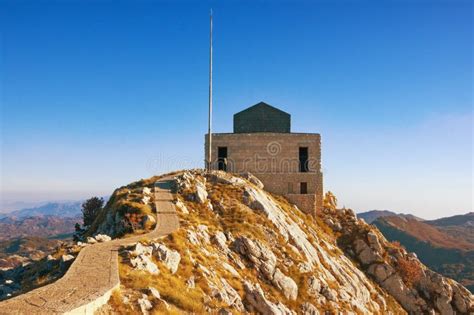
<box><xmin>300</xmin><ymin>182</ymin><xmax>308</xmax><ymax>194</ymax></box>
<box><xmin>299</xmin><ymin>147</ymin><xmax>309</xmax><ymax>172</ymax></box>
<box><xmin>217</xmin><ymin>147</ymin><xmax>228</xmax><ymax>171</ymax></box>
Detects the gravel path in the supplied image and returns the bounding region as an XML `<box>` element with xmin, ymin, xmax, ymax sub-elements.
<box><xmin>0</xmin><ymin>177</ymin><xmax>180</xmax><ymax>314</ymax></box>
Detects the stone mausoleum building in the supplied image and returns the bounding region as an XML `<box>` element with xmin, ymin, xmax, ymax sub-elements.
<box><xmin>205</xmin><ymin>102</ymin><xmax>323</xmax><ymax>215</ymax></box>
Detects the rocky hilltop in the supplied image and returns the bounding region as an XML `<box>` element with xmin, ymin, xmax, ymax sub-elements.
<box><xmin>94</xmin><ymin>171</ymin><xmax>473</xmax><ymax>314</ymax></box>
<box><xmin>372</xmin><ymin>214</ymin><xmax>474</xmax><ymax>293</ymax></box>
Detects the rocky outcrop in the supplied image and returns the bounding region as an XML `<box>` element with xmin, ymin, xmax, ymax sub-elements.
<box><xmin>232</xmin><ymin>236</ymin><xmax>298</xmax><ymax>300</ymax></box>
<box><xmin>241</xmin><ymin>172</ymin><xmax>264</xmax><ymax>189</ymax></box>
<box><xmin>232</xmin><ymin>237</ymin><xmax>277</xmax><ymax>279</ymax></box>
<box><xmin>93</xmin><ymin>171</ymin><xmax>471</xmax><ymax>314</ymax></box>
<box><xmin>152</xmin><ymin>243</ymin><xmax>181</xmax><ymax>274</ymax></box>
<box><xmin>138</xmin><ymin>294</ymin><xmax>153</xmax><ymax>315</ymax></box>
<box><xmin>243</xmin><ymin>281</ymin><xmax>294</xmax><ymax>315</ymax></box>
<box><xmin>127</xmin><ymin>243</ymin><xmax>159</xmax><ymax>274</ymax></box>
<box><xmin>272</xmin><ymin>268</ymin><xmax>298</xmax><ymax>300</ymax></box>
<box><xmin>321</xmin><ymin>207</ymin><xmax>474</xmax><ymax>314</ymax></box>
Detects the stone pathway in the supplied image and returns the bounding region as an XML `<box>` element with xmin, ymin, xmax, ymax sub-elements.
<box><xmin>0</xmin><ymin>177</ymin><xmax>180</xmax><ymax>314</ymax></box>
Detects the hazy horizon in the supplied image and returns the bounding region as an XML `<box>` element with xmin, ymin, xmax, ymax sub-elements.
<box><xmin>1</xmin><ymin>1</ymin><xmax>472</xmax><ymax>220</ymax></box>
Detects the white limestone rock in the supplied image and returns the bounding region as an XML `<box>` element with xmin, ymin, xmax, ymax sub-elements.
<box><xmin>138</xmin><ymin>294</ymin><xmax>153</xmax><ymax>315</ymax></box>
<box><xmin>141</xmin><ymin>195</ymin><xmax>151</xmax><ymax>204</ymax></box>
<box><xmin>130</xmin><ymin>254</ymin><xmax>159</xmax><ymax>275</ymax></box>
<box><xmin>175</xmin><ymin>199</ymin><xmax>189</xmax><ymax>214</ymax></box>
<box><xmin>86</xmin><ymin>236</ymin><xmax>97</xmax><ymax>244</ymax></box>
<box><xmin>272</xmin><ymin>268</ymin><xmax>298</xmax><ymax>300</ymax></box>
<box><xmin>222</xmin><ymin>262</ymin><xmax>240</xmax><ymax>278</ymax></box>
<box><xmin>232</xmin><ymin>236</ymin><xmax>276</xmax><ymax>279</ymax></box>
<box><xmin>153</xmin><ymin>243</ymin><xmax>181</xmax><ymax>274</ymax></box>
<box><xmin>243</xmin><ymin>281</ymin><xmax>294</xmax><ymax>315</ymax></box>
<box><xmin>241</xmin><ymin>172</ymin><xmax>264</xmax><ymax>189</ymax></box>
<box><xmin>367</xmin><ymin>231</ymin><xmax>383</xmax><ymax>253</ymax></box>
<box><xmin>207</xmin><ymin>171</ymin><xmax>247</xmax><ymax>186</ymax></box>
<box><xmin>209</xmin><ymin>278</ymin><xmax>245</xmax><ymax>311</ymax></box>
<box><xmin>94</xmin><ymin>234</ymin><xmax>111</xmax><ymax>242</ymax></box>
<box><xmin>212</xmin><ymin>231</ymin><xmax>229</xmax><ymax>253</ymax></box>
<box><xmin>195</xmin><ymin>182</ymin><xmax>208</xmax><ymax>203</ymax></box>
<box><xmin>186</xmin><ymin>229</ymin><xmax>200</xmax><ymax>245</ymax></box>
<box><xmin>196</xmin><ymin>224</ymin><xmax>210</xmax><ymax>244</ymax></box>
<box><xmin>242</xmin><ymin>186</ymin><xmax>322</xmax><ymax>267</ymax></box>
<box><xmin>130</xmin><ymin>243</ymin><xmax>153</xmax><ymax>257</ymax></box>
<box><xmin>307</xmin><ymin>276</ymin><xmax>322</xmax><ymax>296</ymax></box>
<box><xmin>300</xmin><ymin>302</ymin><xmax>320</xmax><ymax>315</ymax></box>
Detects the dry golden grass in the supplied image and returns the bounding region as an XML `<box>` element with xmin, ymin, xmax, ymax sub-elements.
<box><xmin>110</xmin><ymin>171</ymin><xmax>407</xmax><ymax>314</ymax></box>
<box><xmin>85</xmin><ymin>175</ymin><xmax>158</xmax><ymax>237</ymax></box>
<box><xmin>108</xmin><ymin>289</ymin><xmax>134</xmax><ymax>314</ymax></box>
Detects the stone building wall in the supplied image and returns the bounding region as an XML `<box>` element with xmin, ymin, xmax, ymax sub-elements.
<box><xmin>204</xmin><ymin>132</ymin><xmax>323</xmax><ymax>214</ymax></box>
<box><xmin>286</xmin><ymin>194</ymin><xmax>317</xmax><ymax>215</ymax></box>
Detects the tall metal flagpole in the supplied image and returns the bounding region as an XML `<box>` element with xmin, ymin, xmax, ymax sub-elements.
<box><xmin>207</xmin><ymin>9</ymin><xmax>213</xmax><ymax>172</ymax></box>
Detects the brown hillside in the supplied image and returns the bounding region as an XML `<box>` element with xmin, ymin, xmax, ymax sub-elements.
<box><xmin>381</xmin><ymin>216</ymin><xmax>474</xmax><ymax>251</ymax></box>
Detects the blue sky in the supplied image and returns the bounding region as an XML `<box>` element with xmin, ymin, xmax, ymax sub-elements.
<box><xmin>1</xmin><ymin>0</ymin><xmax>472</xmax><ymax>219</ymax></box>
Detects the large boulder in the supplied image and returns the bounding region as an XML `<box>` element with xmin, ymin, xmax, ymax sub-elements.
<box><xmin>130</xmin><ymin>243</ymin><xmax>153</xmax><ymax>257</ymax></box>
<box><xmin>130</xmin><ymin>254</ymin><xmax>159</xmax><ymax>275</ymax></box>
<box><xmin>232</xmin><ymin>237</ymin><xmax>276</xmax><ymax>279</ymax></box>
<box><xmin>272</xmin><ymin>268</ymin><xmax>298</xmax><ymax>300</ymax></box>
<box><xmin>243</xmin><ymin>281</ymin><xmax>294</xmax><ymax>315</ymax></box>
<box><xmin>207</xmin><ymin>171</ymin><xmax>247</xmax><ymax>186</ymax></box>
<box><xmin>128</xmin><ymin>243</ymin><xmax>159</xmax><ymax>275</ymax></box>
<box><xmin>367</xmin><ymin>231</ymin><xmax>383</xmax><ymax>253</ymax></box>
<box><xmin>195</xmin><ymin>182</ymin><xmax>208</xmax><ymax>203</ymax></box>
<box><xmin>353</xmin><ymin>239</ymin><xmax>381</xmax><ymax>265</ymax></box>
<box><xmin>367</xmin><ymin>263</ymin><xmax>395</xmax><ymax>282</ymax></box>
<box><xmin>152</xmin><ymin>243</ymin><xmax>181</xmax><ymax>274</ymax></box>
<box><xmin>380</xmin><ymin>274</ymin><xmax>421</xmax><ymax>313</ymax></box>
<box><xmin>94</xmin><ymin>234</ymin><xmax>111</xmax><ymax>242</ymax></box>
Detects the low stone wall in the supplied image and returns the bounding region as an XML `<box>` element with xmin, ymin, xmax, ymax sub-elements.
<box><xmin>65</xmin><ymin>282</ymin><xmax>120</xmax><ymax>315</ymax></box>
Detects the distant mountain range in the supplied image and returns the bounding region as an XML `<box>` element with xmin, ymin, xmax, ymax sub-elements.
<box><xmin>0</xmin><ymin>200</ymin><xmax>86</xmax><ymax>242</ymax></box>
<box><xmin>0</xmin><ymin>201</ymin><xmax>82</xmax><ymax>219</ymax></box>
<box><xmin>0</xmin><ymin>216</ymin><xmax>80</xmax><ymax>242</ymax></box>
<box><xmin>358</xmin><ymin>210</ymin><xmax>474</xmax><ymax>293</ymax></box>
<box><xmin>357</xmin><ymin>210</ymin><xmax>424</xmax><ymax>223</ymax></box>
